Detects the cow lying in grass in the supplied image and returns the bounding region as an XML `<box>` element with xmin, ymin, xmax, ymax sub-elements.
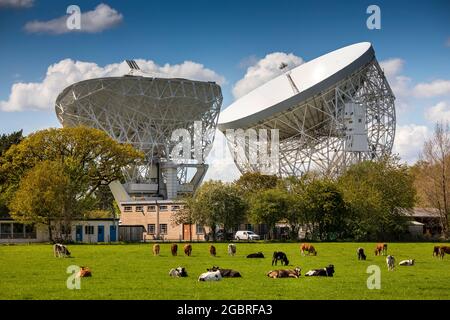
<box><xmin>208</xmin><ymin>266</ymin><xmax>242</xmax><ymax>278</ymax></box>
<box><xmin>247</xmin><ymin>252</ymin><xmax>264</xmax><ymax>258</ymax></box>
<box><xmin>399</xmin><ymin>259</ymin><xmax>415</xmax><ymax>266</ymax></box>
<box><xmin>267</xmin><ymin>267</ymin><xmax>301</xmax><ymax>279</ymax></box>
<box><xmin>77</xmin><ymin>266</ymin><xmax>91</xmax><ymax>278</ymax></box>
<box><xmin>305</xmin><ymin>264</ymin><xmax>335</xmax><ymax>277</ymax></box>
<box><xmin>53</xmin><ymin>243</ymin><xmax>70</xmax><ymax>258</ymax></box>
<box><xmin>198</xmin><ymin>270</ymin><xmax>222</xmax><ymax>281</ymax></box>
<box><xmin>272</xmin><ymin>251</ymin><xmax>289</xmax><ymax>266</ymax></box>
<box><xmin>169</xmin><ymin>267</ymin><xmax>188</xmax><ymax>277</ymax></box>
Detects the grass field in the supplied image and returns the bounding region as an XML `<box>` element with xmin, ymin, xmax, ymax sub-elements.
<box><xmin>0</xmin><ymin>242</ymin><xmax>449</xmax><ymax>300</ymax></box>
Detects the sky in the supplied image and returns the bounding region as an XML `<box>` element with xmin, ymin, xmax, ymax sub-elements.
<box><xmin>0</xmin><ymin>0</ymin><xmax>449</xmax><ymax>181</ymax></box>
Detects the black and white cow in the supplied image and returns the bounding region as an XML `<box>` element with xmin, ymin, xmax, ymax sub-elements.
<box><xmin>169</xmin><ymin>267</ymin><xmax>188</xmax><ymax>277</ymax></box>
<box><xmin>305</xmin><ymin>264</ymin><xmax>335</xmax><ymax>277</ymax></box>
<box><xmin>399</xmin><ymin>259</ymin><xmax>415</xmax><ymax>266</ymax></box>
<box><xmin>198</xmin><ymin>270</ymin><xmax>222</xmax><ymax>281</ymax></box>
<box><xmin>357</xmin><ymin>247</ymin><xmax>366</xmax><ymax>260</ymax></box>
<box><xmin>386</xmin><ymin>255</ymin><xmax>395</xmax><ymax>271</ymax></box>
<box><xmin>208</xmin><ymin>266</ymin><xmax>242</xmax><ymax>278</ymax></box>
<box><xmin>53</xmin><ymin>243</ymin><xmax>70</xmax><ymax>258</ymax></box>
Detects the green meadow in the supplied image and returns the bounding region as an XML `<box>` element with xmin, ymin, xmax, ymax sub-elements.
<box><xmin>0</xmin><ymin>242</ymin><xmax>449</xmax><ymax>300</ymax></box>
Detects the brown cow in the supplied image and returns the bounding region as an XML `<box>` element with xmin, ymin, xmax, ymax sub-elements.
<box><xmin>267</xmin><ymin>267</ymin><xmax>301</xmax><ymax>279</ymax></box>
<box><xmin>209</xmin><ymin>245</ymin><xmax>216</xmax><ymax>257</ymax></box>
<box><xmin>171</xmin><ymin>243</ymin><xmax>178</xmax><ymax>256</ymax></box>
<box><xmin>184</xmin><ymin>244</ymin><xmax>192</xmax><ymax>256</ymax></box>
<box><xmin>438</xmin><ymin>246</ymin><xmax>450</xmax><ymax>259</ymax></box>
<box><xmin>433</xmin><ymin>246</ymin><xmax>440</xmax><ymax>257</ymax></box>
<box><xmin>300</xmin><ymin>243</ymin><xmax>317</xmax><ymax>256</ymax></box>
<box><xmin>375</xmin><ymin>243</ymin><xmax>388</xmax><ymax>256</ymax></box>
<box><xmin>153</xmin><ymin>244</ymin><xmax>160</xmax><ymax>256</ymax></box>
<box><xmin>77</xmin><ymin>266</ymin><xmax>92</xmax><ymax>278</ymax></box>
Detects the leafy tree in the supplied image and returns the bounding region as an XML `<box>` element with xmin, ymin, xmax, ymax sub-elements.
<box><xmin>338</xmin><ymin>155</ymin><xmax>416</xmax><ymax>240</ymax></box>
<box><xmin>248</xmin><ymin>188</ymin><xmax>288</xmax><ymax>239</ymax></box>
<box><xmin>9</xmin><ymin>161</ymin><xmax>70</xmax><ymax>242</ymax></box>
<box><xmin>2</xmin><ymin>127</ymin><xmax>143</xmax><ymax>240</ymax></box>
<box><xmin>191</xmin><ymin>181</ymin><xmax>247</xmax><ymax>241</ymax></box>
<box><xmin>234</xmin><ymin>172</ymin><xmax>279</xmax><ymax>198</ymax></box>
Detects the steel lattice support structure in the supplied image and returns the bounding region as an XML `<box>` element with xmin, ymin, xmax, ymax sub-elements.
<box><xmin>56</xmin><ymin>76</ymin><xmax>222</xmax><ymax>200</ymax></box>
<box><xmin>225</xmin><ymin>58</ymin><xmax>395</xmax><ymax>177</ymax></box>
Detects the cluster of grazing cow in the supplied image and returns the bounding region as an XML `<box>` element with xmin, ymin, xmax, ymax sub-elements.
<box><xmin>375</xmin><ymin>243</ymin><xmax>388</xmax><ymax>256</ymax></box>
<box><xmin>305</xmin><ymin>264</ymin><xmax>335</xmax><ymax>277</ymax></box>
<box><xmin>300</xmin><ymin>243</ymin><xmax>317</xmax><ymax>256</ymax></box>
<box><xmin>169</xmin><ymin>266</ymin><xmax>188</xmax><ymax>277</ymax></box>
<box><xmin>433</xmin><ymin>245</ymin><xmax>450</xmax><ymax>259</ymax></box>
<box><xmin>53</xmin><ymin>243</ymin><xmax>71</xmax><ymax>258</ymax></box>
<box><xmin>272</xmin><ymin>251</ymin><xmax>289</xmax><ymax>266</ymax></box>
<box><xmin>169</xmin><ymin>243</ymin><xmax>193</xmax><ymax>256</ymax></box>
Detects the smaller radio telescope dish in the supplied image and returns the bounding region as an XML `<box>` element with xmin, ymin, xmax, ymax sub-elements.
<box><xmin>218</xmin><ymin>42</ymin><xmax>396</xmax><ymax>177</ymax></box>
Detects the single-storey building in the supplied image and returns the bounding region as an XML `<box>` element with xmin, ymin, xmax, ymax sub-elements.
<box><xmin>0</xmin><ymin>214</ymin><xmax>119</xmax><ymax>243</ymax></box>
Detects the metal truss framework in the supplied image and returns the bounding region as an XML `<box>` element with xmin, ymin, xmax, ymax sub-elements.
<box><xmin>227</xmin><ymin>59</ymin><xmax>396</xmax><ymax>177</ymax></box>
<box><xmin>56</xmin><ymin>76</ymin><xmax>222</xmax><ymax>189</ymax></box>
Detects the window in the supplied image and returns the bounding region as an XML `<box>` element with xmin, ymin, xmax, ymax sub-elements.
<box><xmin>0</xmin><ymin>223</ymin><xmax>12</xmax><ymax>239</ymax></box>
<box><xmin>159</xmin><ymin>205</ymin><xmax>168</xmax><ymax>211</ymax></box>
<box><xmin>147</xmin><ymin>205</ymin><xmax>156</xmax><ymax>212</ymax></box>
<box><xmin>245</xmin><ymin>224</ymin><xmax>253</xmax><ymax>231</ymax></box>
<box><xmin>25</xmin><ymin>224</ymin><xmax>36</xmax><ymax>239</ymax></box>
<box><xmin>159</xmin><ymin>224</ymin><xmax>168</xmax><ymax>234</ymax></box>
<box><xmin>358</xmin><ymin>119</ymin><xmax>362</xmax><ymax>123</ymax></box>
<box><xmin>196</xmin><ymin>225</ymin><xmax>204</xmax><ymax>234</ymax></box>
<box><xmin>13</xmin><ymin>223</ymin><xmax>24</xmax><ymax>235</ymax></box>
<box><xmin>172</xmin><ymin>205</ymin><xmax>180</xmax><ymax>211</ymax></box>
<box><xmin>135</xmin><ymin>206</ymin><xmax>143</xmax><ymax>212</ymax></box>
<box><xmin>147</xmin><ymin>224</ymin><xmax>155</xmax><ymax>234</ymax></box>
<box><xmin>85</xmin><ymin>226</ymin><xmax>94</xmax><ymax>235</ymax></box>
<box><xmin>124</xmin><ymin>206</ymin><xmax>132</xmax><ymax>212</ymax></box>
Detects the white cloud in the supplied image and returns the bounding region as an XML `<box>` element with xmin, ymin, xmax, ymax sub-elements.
<box><xmin>0</xmin><ymin>59</ymin><xmax>226</xmax><ymax>112</ymax></box>
<box><xmin>24</xmin><ymin>3</ymin><xmax>123</xmax><ymax>34</ymax></box>
<box><xmin>379</xmin><ymin>58</ymin><xmax>411</xmax><ymax>114</ymax></box>
<box><xmin>413</xmin><ymin>80</ymin><xmax>450</xmax><ymax>98</ymax></box>
<box><xmin>425</xmin><ymin>101</ymin><xmax>450</xmax><ymax>123</ymax></box>
<box><xmin>0</xmin><ymin>0</ymin><xmax>33</xmax><ymax>8</ymax></box>
<box><xmin>379</xmin><ymin>58</ymin><xmax>404</xmax><ymax>79</ymax></box>
<box><xmin>392</xmin><ymin>124</ymin><xmax>430</xmax><ymax>164</ymax></box>
<box><xmin>232</xmin><ymin>52</ymin><xmax>304</xmax><ymax>99</ymax></box>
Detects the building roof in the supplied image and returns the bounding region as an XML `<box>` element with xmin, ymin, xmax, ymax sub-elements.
<box><xmin>401</xmin><ymin>207</ymin><xmax>441</xmax><ymax>218</ymax></box>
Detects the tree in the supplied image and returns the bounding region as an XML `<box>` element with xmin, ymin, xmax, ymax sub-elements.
<box><xmin>302</xmin><ymin>179</ymin><xmax>348</xmax><ymax>241</ymax></box>
<box><xmin>234</xmin><ymin>172</ymin><xmax>279</xmax><ymax>198</ymax></box>
<box><xmin>9</xmin><ymin>161</ymin><xmax>70</xmax><ymax>242</ymax></box>
<box><xmin>191</xmin><ymin>181</ymin><xmax>247</xmax><ymax>241</ymax></box>
<box><xmin>414</xmin><ymin>123</ymin><xmax>450</xmax><ymax>238</ymax></box>
<box><xmin>338</xmin><ymin>155</ymin><xmax>416</xmax><ymax>240</ymax></box>
<box><xmin>248</xmin><ymin>188</ymin><xmax>288</xmax><ymax>239</ymax></box>
<box><xmin>1</xmin><ymin>127</ymin><xmax>143</xmax><ymax>240</ymax></box>
<box><xmin>171</xmin><ymin>196</ymin><xmax>195</xmax><ymax>242</ymax></box>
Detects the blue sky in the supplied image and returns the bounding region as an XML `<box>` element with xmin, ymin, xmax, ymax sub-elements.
<box><xmin>0</xmin><ymin>0</ymin><xmax>449</xmax><ymax>179</ymax></box>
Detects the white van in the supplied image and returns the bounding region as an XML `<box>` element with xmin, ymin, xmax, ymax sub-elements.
<box><xmin>235</xmin><ymin>230</ymin><xmax>260</xmax><ymax>241</ymax></box>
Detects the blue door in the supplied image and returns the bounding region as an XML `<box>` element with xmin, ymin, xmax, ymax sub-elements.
<box><xmin>97</xmin><ymin>225</ymin><xmax>104</xmax><ymax>242</ymax></box>
<box><xmin>76</xmin><ymin>225</ymin><xmax>83</xmax><ymax>242</ymax></box>
<box><xmin>110</xmin><ymin>225</ymin><xmax>117</xmax><ymax>242</ymax></box>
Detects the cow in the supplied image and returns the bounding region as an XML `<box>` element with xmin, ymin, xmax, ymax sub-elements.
<box><xmin>375</xmin><ymin>243</ymin><xmax>388</xmax><ymax>256</ymax></box>
<box><xmin>305</xmin><ymin>265</ymin><xmax>335</xmax><ymax>277</ymax></box>
<box><xmin>357</xmin><ymin>247</ymin><xmax>366</xmax><ymax>260</ymax></box>
<box><xmin>53</xmin><ymin>243</ymin><xmax>70</xmax><ymax>258</ymax></box>
<box><xmin>198</xmin><ymin>270</ymin><xmax>222</xmax><ymax>281</ymax></box>
<box><xmin>386</xmin><ymin>255</ymin><xmax>395</xmax><ymax>271</ymax></box>
<box><xmin>228</xmin><ymin>244</ymin><xmax>237</xmax><ymax>256</ymax></box>
<box><xmin>300</xmin><ymin>243</ymin><xmax>317</xmax><ymax>256</ymax></box>
<box><xmin>247</xmin><ymin>252</ymin><xmax>264</xmax><ymax>258</ymax></box>
<box><xmin>171</xmin><ymin>243</ymin><xmax>178</xmax><ymax>256</ymax></box>
<box><xmin>208</xmin><ymin>266</ymin><xmax>242</xmax><ymax>278</ymax></box>
<box><xmin>399</xmin><ymin>259</ymin><xmax>415</xmax><ymax>266</ymax></box>
<box><xmin>267</xmin><ymin>267</ymin><xmax>301</xmax><ymax>279</ymax></box>
<box><xmin>153</xmin><ymin>244</ymin><xmax>160</xmax><ymax>256</ymax></box>
<box><xmin>169</xmin><ymin>266</ymin><xmax>188</xmax><ymax>277</ymax></box>
<box><xmin>209</xmin><ymin>245</ymin><xmax>216</xmax><ymax>257</ymax></box>
<box><xmin>77</xmin><ymin>266</ymin><xmax>91</xmax><ymax>278</ymax></box>
<box><xmin>433</xmin><ymin>246</ymin><xmax>440</xmax><ymax>257</ymax></box>
<box><xmin>438</xmin><ymin>246</ymin><xmax>450</xmax><ymax>259</ymax></box>
<box><xmin>184</xmin><ymin>244</ymin><xmax>192</xmax><ymax>256</ymax></box>
<box><xmin>272</xmin><ymin>251</ymin><xmax>289</xmax><ymax>266</ymax></box>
